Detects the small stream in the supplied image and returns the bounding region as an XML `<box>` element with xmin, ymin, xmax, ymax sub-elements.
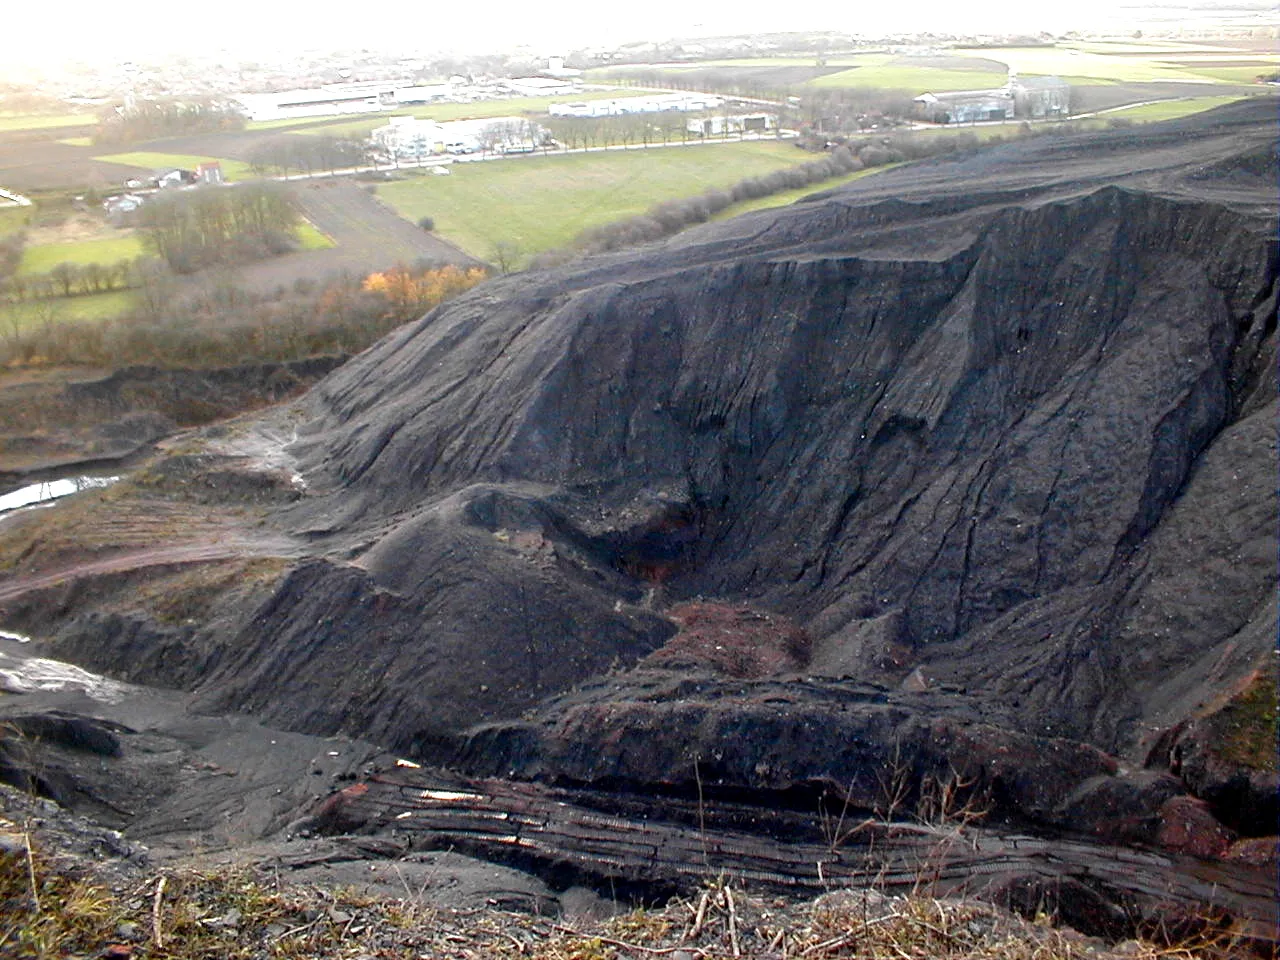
<box><xmin>0</xmin><ymin>475</ymin><xmax>119</xmax><ymax>516</ymax></box>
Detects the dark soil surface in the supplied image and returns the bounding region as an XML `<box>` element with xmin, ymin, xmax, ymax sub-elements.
<box><xmin>1</xmin><ymin>100</ymin><xmax>1276</xmax><ymax>940</ymax></box>
<box><xmin>1070</xmin><ymin>81</ymin><xmax>1260</xmax><ymax>113</ymax></box>
<box><xmin>0</xmin><ymin>135</ymin><xmax>125</xmax><ymax>193</ymax></box>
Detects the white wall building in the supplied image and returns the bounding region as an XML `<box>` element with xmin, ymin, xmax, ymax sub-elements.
<box><xmin>687</xmin><ymin>113</ymin><xmax>776</xmax><ymax>137</ymax></box>
<box><xmin>371</xmin><ymin>115</ymin><xmax>545</xmax><ymax>159</ymax></box>
<box><xmin>549</xmin><ymin>93</ymin><xmax>724</xmax><ymax>119</ymax></box>
<box><xmin>235</xmin><ymin>84</ymin><xmax>394</xmax><ymax>122</ymax></box>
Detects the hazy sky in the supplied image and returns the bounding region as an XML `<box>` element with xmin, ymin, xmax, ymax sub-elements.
<box><xmin>10</xmin><ymin>0</ymin><xmax>1147</xmax><ymax>68</ymax></box>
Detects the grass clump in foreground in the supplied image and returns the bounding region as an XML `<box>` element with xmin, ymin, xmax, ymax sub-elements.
<box><xmin>0</xmin><ymin>814</ymin><xmax>1249</xmax><ymax>960</ymax></box>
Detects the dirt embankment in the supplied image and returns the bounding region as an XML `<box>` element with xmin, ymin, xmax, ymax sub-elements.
<box><xmin>0</xmin><ymin>101</ymin><xmax>1274</xmax><ymax>944</ymax></box>
<box><xmin>0</xmin><ymin>356</ymin><xmax>345</xmax><ymax>480</ymax></box>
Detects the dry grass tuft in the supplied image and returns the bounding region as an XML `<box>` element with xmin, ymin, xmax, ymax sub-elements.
<box><xmin>0</xmin><ymin>827</ymin><xmax>1253</xmax><ymax>960</ymax></box>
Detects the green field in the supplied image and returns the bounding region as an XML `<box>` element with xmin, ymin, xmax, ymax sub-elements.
<box><xmin>295</xmin><ymin>220</ymin><xmax>334</xmax><ymax>250</ymax></box>
<box><xmin>18</xmin><ymin>235</ymin><xmax>146</xmax><ymax>275</ymax></box>
<box><xmin>377</xmin><ymin>141</ymin><xmax>806</xmax><ymax>265</ymax></box>
<box><xmin>295</xmin><ymin>91</ymin><xmax>631</xmax><ymax>138</ymax></box>
<box><xmin>57</xmin><ymin>136</ymin><xmax>94</xmax><ymax>147</ymax></box>
<box><xmin>0</xmin><ymin>112</ymin><xmax>97</xmax><ymax>132</ymax></box>
<box><xmin>1180</xmin><ymin>65</ymin><xmax>1278</xmax><ymax>83</ymax></box>
<box><xmin>1099</xmin><ymin>95</ymin><xmax>1252</xmax><ymax>122</ymax></box>
<box><xmin>94</xmin><ymin>152</ymin><xmax>257</xmax><ymax>182</ymax></box>
<box><xmin>0</xmin><ymin>290</ymin><xmax>136</xmax><ymax>329</ymax></box>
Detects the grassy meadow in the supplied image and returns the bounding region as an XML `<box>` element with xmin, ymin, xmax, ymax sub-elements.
<box><xmin>0</xmin><ymin>290</ymin><xmax>137</xmax><ymax>329</ymax></box>
<box><xmin>18</xmin><ymin>235</ymin><xmax>147</xmax><ymax>275</ymax></box>
<box><xmin>377</xmin><ymin>140</ymin><xmax>805</xmax><ymax>264</ymax></box>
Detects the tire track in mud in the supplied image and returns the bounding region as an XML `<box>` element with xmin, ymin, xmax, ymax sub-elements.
<box><xmin>0</xmin><ymin>535</ymin><xmax>303</xmax><ymax>604</ymax></box>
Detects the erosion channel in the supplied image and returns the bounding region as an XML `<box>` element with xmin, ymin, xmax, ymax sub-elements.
<box><xmin>1</xmin><ymin>100</ymin><xmax>1276</xmax><ymax>950</ymax></box>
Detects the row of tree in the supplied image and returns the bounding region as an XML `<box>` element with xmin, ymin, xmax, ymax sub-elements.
<box><xmin>565</xmin><ymin>130</ymin><xmax>987</xmax><ymax>259</ymax></box>
<box><xmin>138</xmin><ymin>183</ymin><xmax>301</xmax><ymax>274</ymax></box>
<box><xmin>2</xmin><ymin>256</ymin><xmax>158</xmax><ymax>302</ymax></box>
<box><xmin>94</xmin><ymin>97</ymin><xmax>245</xmax><ymax>146</ymax></box>
<box><xmin>1</xmin><ymin>258</ymin><xmax>488</xmax><ymax>371</ymax></box>
<box><xmin>245</xmin><ymin>136</ymin><xmax>368</xmax><ymax>178</ymax></box>
<box><xmin>542</xmin><ymin>112</ymin><xmax>740</xmax><ymax>153</ymax></box>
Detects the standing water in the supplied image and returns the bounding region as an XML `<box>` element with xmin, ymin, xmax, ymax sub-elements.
<box><xmin>0</xmin><ymin>476</ymin><xmax>119</xmax><ymax>515</ymax></box>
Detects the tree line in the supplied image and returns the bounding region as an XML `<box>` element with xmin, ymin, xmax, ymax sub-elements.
<box><xmin>548</xmin><ymin>130</ymin><xmax>989</xmax><ymax>262</ymax></box>
<box><xmin>2</xmin><ymin>256</ymin><xmax>158</xmax><ymax>302</ymax></box>
<box><xmin>94</xmin><ymin>97</ymin><xmax>245</xmax><ymax>146</ymax></box>
<box><xmin>0</xmin><ymin>258</ymin><xmax>489</xmax><ymax>370</ymax></box>
<box><xmin>246</xmin><ymin>136</ymin><xmax>368</xmax><ymax>177</ymax></box>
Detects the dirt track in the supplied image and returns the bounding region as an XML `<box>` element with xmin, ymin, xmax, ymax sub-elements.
<box><xmin>227</xmin><ymin>179</ymin><xmax>480</xmax><ymax>293</ymax></box>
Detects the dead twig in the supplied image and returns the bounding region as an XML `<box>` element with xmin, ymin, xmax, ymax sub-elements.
<box><xmin>725</xmin><ymin>886</ymin><xmax>741</xmax><ymax>957</ymax></box>
<box><xmin>22</xmin><ymin>826</ymin><xmax>39</xmax><ymax>914</ymax></box>
<box><xmin>553</xmin><ymin>924</ymin><xmax>704</xmax><ymax>956</ymax></box>
<box><xmin>268</xmin><ymin>917</ymin><xmax>320</xmax><ymax>942</ymax></box>
<box><xmin>688</xmin><ymin>889</ymin><xmax>710</xmax><ymax>939</ymax></box>
<box><xmin>151</xmin><ymin>875</ymin><xmax>166</xmax><ymax>948</ymax></box>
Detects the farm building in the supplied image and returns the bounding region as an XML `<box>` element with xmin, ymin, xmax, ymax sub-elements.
<box><xmin>914</xmin><ymin>74</ymin><xmax>1070</xmax><ymax>123</ymax></box>
<box><xmin>687</xmin><ymin>113</ymin><xmax>776</xmax><ymax>137</ymax></box>
<box><xmin>1012</xmin><ymin>75</ymin><xmax>1070</xmax><ymax>118</ymax></box>
<box><xmin>913</xmin><ymin>88</ymin><xmax>1013</xmax><ymax>124</ymax></box>
<box><xmin>195</xmin><ymin>162</ymin><xmax>223</xmax><ymax>185</ymax></box>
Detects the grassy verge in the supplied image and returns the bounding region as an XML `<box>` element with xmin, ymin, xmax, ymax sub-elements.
<box><xmin>377</xmin><ymin>140</ymin><xmax>802</xmax><ymax>264</ymax></box>
<box><xmin>17</xmin><ymin>236</ymin><xmax>146</xmax><ymax>275</ymax></box>
<box><xmin>93</xmin><ymin>152</ymin><xmax>257</xmax><ymax>182</ymax></box>
<box><xmin>1098</xmin><ymin>96</ymin><xmax>1251</xmax><ymax>122</ymax></box>
<box><xmin>294</xmin><ymin>220</ymin><xmax>334</xmax><ymax>251</ymax></box>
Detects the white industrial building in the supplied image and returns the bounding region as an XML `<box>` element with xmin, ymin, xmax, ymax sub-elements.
<box><xmin>235</xmin><ymin>80</ymin><xmax>464</xmax><ymax>122</ymax></box>
<box><xmin>686</xmin><ymin>113</ymin><xmax>776</xmax><ymax>137</ymax></box>
<box><xmin>501</xmin><ymin>77</ymin><xmax>579</xmax><ymax>97</ymax></box>
<box><xmin>235</xmin><ymin>83</ymin><xmax>393</xmax><ymax>122</ymax></box>
<box><xmin>549</xmin><ymin>93</ymin><xmax>723</xmax><ymax>119</ymax></box>
<box><xmin>371</xmin><ymin>115</ymin><xmax>545</xmax><ymax>159</ymax></box>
